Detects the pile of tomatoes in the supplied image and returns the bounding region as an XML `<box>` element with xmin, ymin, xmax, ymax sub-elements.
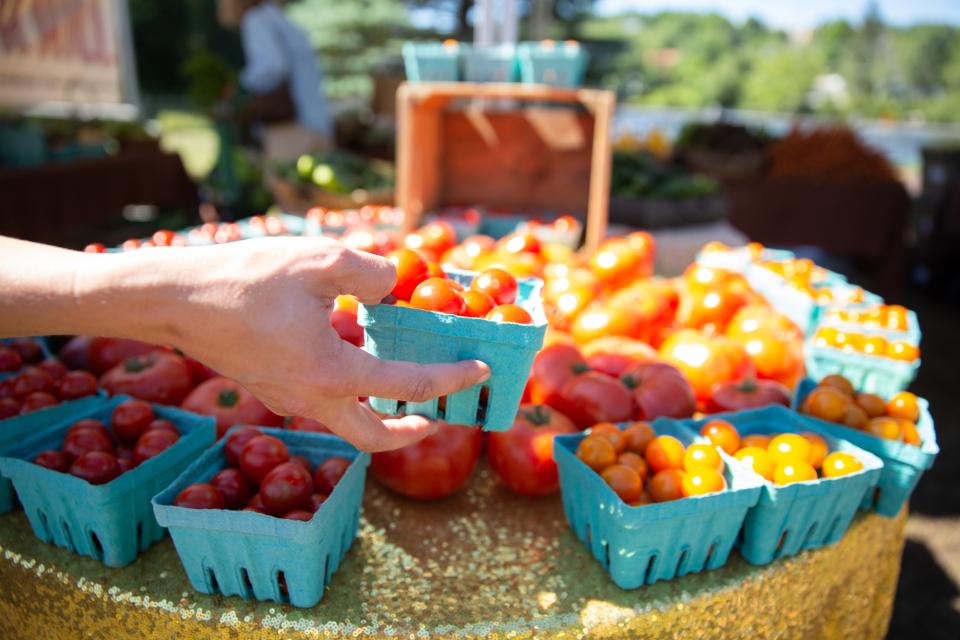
<box><xmin>823</xmin><ymin>304</ymin><xmax>912</xmax><ymax>332</ymax></box>
<box><xmin>812</xmin><ymin>327</ymin><xmax>920</xmax><ymax>362</ymax></box>
<box><xmin>174</xmin><ymin>427</ymin><xmax>351</xmax><ymax>521</ymax></box>
<box><xmin>800</xmin><ymin>374</ymin><xmax>923</xmax><ymax>446</ymax></box>
<box><xmin>700</xmin><ymin>418</ymin><xmax>863</xmax><ymax>485</ymax></box>
<box><xmin>575</xmin><ymin>422</ymin><xmax>727</xmax><ymax>504</ymax></box>
<box><xmin>31</xmin><ymin>400</ymin><xmax>181</xmax><ymax>485</ymax></box>
<box><xmin>0</xmin><ymin>340</ymin><xmax>99</xmax><ymax>418</ymax></box>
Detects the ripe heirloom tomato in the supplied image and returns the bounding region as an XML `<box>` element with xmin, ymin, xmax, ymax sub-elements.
<box><xmin>87</xmin><ymin>338</ymin><xmax>159</xmax><ymax>375</ymax></box>
<box><xmin>100</xmin><ymin>351</ymin><xmax>192</xmax><ymax>405</ymax></box>
<box><xmin>410</xmin><ymin>277</ymin><xmax>467</xmax><ymax>315</ymax></box>
<box><xmin>7</xmin><ymin>339</ymin><xmax>43</xmax><ymax>363</ymax></box>
<box><xmin>239</xmin><ymin>435</ymin><xmax>290</xmax><ymax>483</ymax></box>
<box><xmin>175</xmin><ymin>483</ymin><xmax>226</xmax><ymax>509</ymax></box>
<box><xmin>676</xmin><ymin>271</ymin><xmax>750</xmax><ymax>332</ymax></box>
<box><xmin>111</xmin><ymin>399</ymin><xmax>155</xmax><ymax>444</ymax></box>
<box><xmin>181</xmin><ymin>377</ymin><xmax>282</xmax><ymax>438</ymax></box>
<box><xmin>388</xmin><ymin>248</ymin><xmax>430</xmax><ymax>301</ymax></box>
<box><xmin>706</xmin><ymin>378</ymin><xmax>791</xmax><ymax>414</ymax></box>
<box><xmin>487</xmin><ymin>404</ymin><xmax>578</xmax><ymax>497</ymax></box>
<box><xmin>658</xmin><ymin>330</ymin><xmax>754</xmax><ymax>403</ymax></box>
<box><xmin>313</xmin><ymin>457</ymin><xmax>352</xmax><ymax>495</ymax></box>
<box><xmin>56</xmin><ymin>370</ymin><xmax>98</xmax><ymax>400</ymax></box>
<box><xmin>528</xmin><ymin>344</ymin><xmax>589</xmax><ymax>407</ymax></box>
<box><xmin>571</xmin><ymin>305</ymin><xmax>639</xmax><ymax>345</ymax></box>
<box><xmin>370</xmin><ymin>421</ymin><xmax>482</xmax><ymax>500</ymax></box>
<box><xmin>471</xmin><ymin>268</ymin><xmax>518</xmax><ymax>305</ymax></box>
<box><xmin>621</xmin><ymin>362</ymin><xmax>696</xmax><ymax>420</ymax></box>
<box><xmin>544</xmin><ymin>286</ymin><xmax>593</xmax><ymax>331</ymax></box>
<box><xmin>70</xmin><ymin>451</ymin><xmax>121</xmax><ymax>485</ymax></box>
<box><xmin>555</xmin><ymin>372</ymin><xmax>635</xmax><ymax>430</ymax></box>
<box><xmin>36</xmin><ymin>359</ymin><xmax>67</xmax><ymax>381</ymax></box>
<box><xmin>486</xmin><ymin>304</ymin><xmax>532</xmax><ymax>324</ymax></box>
<box><xmin>588</xmin><ymin>237</ymin><xmax>643</xmax><ymax>288</ymax></box>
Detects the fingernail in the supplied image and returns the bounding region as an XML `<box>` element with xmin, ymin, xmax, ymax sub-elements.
<box><xmin>477</xmin><ymin>361</ymin><xmax>491</xmax><ymax>383</ymax></box>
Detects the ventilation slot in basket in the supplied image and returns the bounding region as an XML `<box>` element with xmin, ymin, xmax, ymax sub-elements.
<box><xmin>206</xmin><ymin>567</ymin><xmax>220</xmax><ymax>593</ymax></box>
<box><xmin>276</xmin><ymin>570</ymin><xmax>290</xmax><ymax>604</ymax></box>
<box><xmin>61</xmin><ymin>520</ymin><xmax>76</xmax><ymax>552</ymax></box>
<box><xmin>775</xmin><ymin>530</ymin><xmax>790</xmax><ymax>557</ymax></box>
<box><xmin>323</xmin><ymin>553</ymin><xmax>332</xmax><ymax>584</ymax></box>
<box><xmin>824</xmin><ymin>515</ymin><xmax>844</xmax><ymax>541</ymax></box>
<box><xmin>676</xmin><ymin>548</ymin><xmax>689</xmax><ymax>576</ymax></box>
<box><xmin>704</xmin><ymin>543</ymin><xmax>716</xmax><ymax>567</ymax></box>
<box><xmin>36</xmin><ymin>511</ymin><xmax>50</xmax><ymax>541</ymax></box>
<box><xmin>239</xmin><ymin>567</ymin><xmax>254</xmax><ymax>599</ymax></box>
<box><xmin>395</xmin><ymin>400</ymin><xmax>408</xmax><ymax>415</ymax></box>
<box><xmin>136</xmin><ymin>521</ymin><xmax>145</xmax><ymax>549</ymax></box>
<box><xmin>89</xmin><ymin>531</ymin><xmax>103</xmax><ymax>561</ymax></box>
<box><xmin>475</xmin><ymin>386</ymin><xmax>490</xmax><ymax>424</ymax></box>
<box><xmin>802</xmin><ymin>522</ymin><xmax>819</xmax><ymax>548</ymax></box>
<box><xmin>644</xmin><ymin>554</ymin><xmax>659</xmax><ymax>584</ymax></box>
<box><xmin>436</xmin><ymin>395</ymin><xmax>447</xmax><ymax>420</ymax></box>
<box><xmin>601</xmin><ymin>540</ymin><xmax>610</xmax><ymax>568</ymax></box>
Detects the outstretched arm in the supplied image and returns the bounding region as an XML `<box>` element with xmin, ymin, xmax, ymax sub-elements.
<box><xmin>0</xmin><ymin>236</ymin><xmax>490</xmax><ymax>451</ymax></box>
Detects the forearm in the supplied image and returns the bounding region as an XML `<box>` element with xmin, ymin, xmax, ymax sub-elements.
<box><xmin>0</xmin><ymin>237</ymin><xmax>181</xmax><ymax>343</ymax></box>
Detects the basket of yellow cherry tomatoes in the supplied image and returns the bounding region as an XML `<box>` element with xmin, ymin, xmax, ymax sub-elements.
<box><xmin>807</xmin><ymin>323</ymin><xmax>920</xmax><ymax>398</ymax></box>
<box><xmin>795</xmin><ymin>374</ymin><xmax>938</xmax><ymax>517</ymax></box>
<box><xmin>553</xmin><ymin>420</ymin><xmax>763</xmax><ymax>588</ymax></box>
<box><xmin>684</xmin><ymin>405</ymin><xmax>882</xmax><ymax>565</ymax></box>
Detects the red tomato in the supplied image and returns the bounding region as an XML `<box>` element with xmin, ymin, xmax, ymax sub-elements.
<box><xmin>487</xmin><ymin>404</ymin><xmax>578</xmax><ymax>496</ymax></box>
<box><xmin>13</xmin><ymin>368</ymin><xmax>55</xmax><ymax>398</ymax></box>
<box><xmin>34</xmin><ymin>450</ymin><xmax>70</xmax><ymax>472</ymax></box>
<box><xmin>588</xmin><ymin>237</ymin><xmax>643</xmax><ymax>288</ymax></box>
<box><xmin>239</xmin><ymin>435</ymin><xmax>290</xmax><ymax>483</ymax></box>
<box><xmin>36</xmin><ymin>359</ymin><xmax>66</xmax><ymax>381</ymax></box>
<box><xmin>313</xmin><ymin>457</ymin><xmax>352</xmax><ymax>495</ymax></box>
<box><xmin>471</xmin><ymin>268</ymin><xmax>518</xmax><ymax>305</ymax></box>
<box><xmin>707</xmin><ymin>378</ymin><xmax>791</xmax><ymax>413</ymax></box>
<box><xmin>181</xmin><ymin>377</ymin><xmax>282</xmax><ymax>438</ymax></box>
<box><xmin>20</xmin><ymin>391</ymin><xmax>59</xmax><ymax>414</ymax></box>
<box><xmin>180</xmin><ymin>353</ymin><xmax>218</xmax><ymax>386</ymax></box>
<box><xmin>287</xmin><ymin>416</ymin><xmax>331</xmax><ymax>433</ymax></box>
<box><xmin>528</xmin><ymin>344</ymin><xmax>589</xmax><ymax>407</ymax></box>
<box><xmin>388</xmin><ymin>248</ymin><xmax>430</xmax><ymax>301</ymax></box>
<box><xmin>485</xmin><ymin>304</ymin><xmax>532</xmax><ymax>324</ymax></box>
<box><xmin>331</xmin><ymin>309</ymin><xmax>364</xmax><ymax>347</ymax></box>
<box><xmin>58</xmin><ymin>336</ymin><xmax>92</xmax><ymax>371</ymax></box>
<box><xmin>175</xmin><ymin>483</ymin><xmax>226</xmax><ymax>509</ymax></box>
<box><xmin>410</xmin><ymin>277</ymin><xmax>467</xmax><ymax>315</ymax></box>
<box><xmin>146</xmin><ymin>418</ymin><xmax>179</xmax><ymax>434</ymax></box>
<box><xmin>100</xmin><ymin>351</ymin><xmax>192</xmax><ymax>405</ymax></box>
<box><xmin>460</xmin><ymin>290</ymin><xmax>496</xmax><ymax>318</ymax></box>
<box><xmin>309</xmin><ymin>493</ymin><xmax>327</xmax><ymax>511</ymax></box>
<box><xmin>69</xmin><ymin>451</ymin><xmax>121</xmax><ymax>485</ymax></box>
<box><xmin>585</xmin><ymin>353</ymin><xmax>643</xmax><ymax>378</ymax></box>
<box><xmin>498</xmin><ymin>231</ymin><xmax>541</xmax><ymax>256</ymax></box>
<box><xmin>405</xmin><ymin>221</ymin><xmax>457</xmax><ymax>262</ymax></box>
<box><xmin>620</xmin><ymin>362</ymin><xmax>696</xmax><ymax>420</ymax></box>
<box><xmin>62</xmin><ymin>428</ymin><xmax>114</xmax><ymax>461</ymax></box>
<box><xmin>224</xmin><ymin>426</ymin><xmax>264</xmax><ymax>467</ymax></box>
<box><xmin>0</xmin><ymin>398</ymin><xmax>20</xmax><ymax>419</ymax></box>
<box><xmin>88</xmin><ymin>338</ymin><xmax>159</xmax><ymax>375</ymax></box>
<box><xmin>55</xmin><ymin>370</ymin><xmax>98</xmax><ymax>400</ymax></box>
<box><xmin>111</xmin><ymin>399</ymin><xmax>155</xmax><ymax>444</ymax></box>
<box><xmin>370</xmin><ymin>421</ymin><xmax>482</xmax><ymax>499</ymax></box>
<box><xmin>555</xmin><ymin>372</ymin><xmax>636</xmax><ymax>429</ymax></box>
<box><xmin>7</xmin><ymin>339</ymin><xmax>43</xmax><ymax>364</ymax></box>
<box><xmin>289</xmin><ymin>454</ymin><xmax>313</xmax><ymax>475</ymax></box>
<box><xmin>260</xmin><ymin>462</ymin><xmax>314</xmax><ymax>515</ymax></box>
<box><xmin>571</xmin><ymin>305</ymin><xmax>640</xmax><ymax>345</ymax></box>
<box><xmin>68</xmin><ymin>418</ymin><xmax>112</xmax><ymax>441</ymax></box>
<box><xmin>0</xmin><ymin>347</ymin><xmax>23</xmax><ymax>372</ymax></box>
<box><xmin>83</xmin><ymin>243</ymin><xmax>107</xmax><ymax>253</ymax></box>
<box><xmin>676</xmin><ymin>269</ymin><xmax>751</xmax><ymax>332</ymax></box>
<box><xmin>283</xmin><ymin>510</ymin><xmax>314</xmax><ymax>521</ymax></box>
<box><xmin>658</xmin><ymin>330</ymin><xmax>755</xmax><ymax>403</ymax></box>
<box><xmin>133</xmin><ymin>429</ymin><xmax>180</xmax><ymax>464</ymax></box>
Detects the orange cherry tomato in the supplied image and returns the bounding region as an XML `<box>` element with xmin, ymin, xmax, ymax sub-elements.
<box><xmin>865</xmin><ymin>417</ymin><xmax>902</xmax><ymax>441</ymax></box>
<box><xmin>802</xmin><ymin>386</ymin><xmax>851</xmax><ymax>423</ymax></box>
<box><xmin>700</xmin><ymin>419</ymin><xmax>741</xmax><ymax>456</ymax></box>
<box><xmin>410</xmin><ymin>277</ymin><xmax>467</xmax><ymax>315</ymax></box>
<box><xmin>741</xmin><ymin>434</ymin><xmax>771</xmax><ymax>450</ymax></box>
<box><xmin>887</xmin><ymin>392</ymin><xmax>920</xmax><ymax>422</ymax></box>
<box><xmin>821</xmin><ymin>452</ymin><xmax>863</xmax><ymax>478</ymax></box>
<box><xmin>734</xmin><ymin>446</ymin><xmax>775</xmax><ymax>481</ymax></box>
<box><xmin>644</xmin><ymin>435</ymin><xmax>686</xmax><ymax>473</ymax></box>
<box><xmin>886</xmin><ymin>340</ymin><xmax>919</xmax><ymax>361</ymax></box>
<box><xmin>628</xmin><ymin>491</ymin><xmax>654</xmax><ymax>507</ymax></box>
<box><xmin>617</xmin><ymin>452</ymin><xmax>648</xmax><ymax>477</ymax></box>
<box><xmin>843</xmin><ymin>403</ymin><xmax>869</xmax><ymax>429</ymax></box>
<box><xmin>801</xmin><ymin>432</ymin><xmax>829</xmax><ymax>469</ymax></box>
<box><xmin>768</xmin><ymin>433</ymin><xmax>814</xmax><ymax>465</ymax></box>
<box><xmin>460</xmin><ymin>290</ymin><xmax>496</xmax><ymax>318</ymax></box>
<box><xmin>588</xmin><ymin>423</ymin><xmax>627</xmax><ymax>454</ymax></box>
<box><xmin>648</xmin><ymin>469</ymin><xmax>686</xmax><ymax>502</ymax></box>
<box><xmin>861</xmin><ymin>335</ymin><xmax>888</xmax><ymax>357</ymax></box>
<box><xmin>901</xmin><ymin>421</ymin><xmax>921</xmax><ymax>446</ymax></box>
<box><xmin>819</xmin><ymin>374</ymin><xmax>855</xmax><ymax>397</ymax></box>
<box><xmin>471</xmin><ymin>267</ymin><xmax>519</xmax><ymax>305</ymax></box>
<box><xmin>388</xmin><ymin>248</ymin><xmax>430</xmax><ymax>301</ymax></box>
<box><xmin>588</xmin><ymin>237</ymin><xmax>643</xmax><ymax>288</ymax></box>
<box><xmin>773</xmin><ymin>459</ymin><xmax>817</xmax><ymax>485</ymax></box>
<box><xmin>813</xmin><ymin>326</ymin><xmax>840</xmax><ymax>348</ymax></box>
<box><xmin>426</xmin><ymin>262</ymin><xmax>447</xmax><ymax>279</ymax></box>
<box><xmin>601</xmin><ymin>464</ymin><xmax>644</xmax><ymax>502</ymax></box>
<box><xmin>498</xmin><ymin>231</ymin><xmax>542</xmax><ymax>256</ymax></box>
<box><xmin>486</xmin><ymin>304</ymin><xmax>533</xmax><ymax>324</ymax></box>
<box><xmin>575</xmin><ymin>436</ymin><xmax>617</xmax><ymax>472</ymax></box>
<box><xmin>855</xmin><ymin>393</ymin><xmax>886</xmax><ymax>419</ymax></box>
<box><xmin>622</xmin><ymin>421</ymin><xmax>656</xmax><ymax>455</ymax></box>
<box><xmin>681</xmin><ymin>467</ymin><xmax>726</xmax><ymax>497</ymax></box>
<box><xmin>545</xmin><ymin>287</ymin><xmax>593</xmax><ymax>331</ymax></box>
<box><xmin>683</xmin><ymin>443</ymin><xmax>725</xmax><ymax>473</ymax></box>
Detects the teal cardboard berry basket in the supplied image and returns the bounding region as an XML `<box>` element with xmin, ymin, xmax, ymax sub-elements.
<box><xmin>517</xmin><ymin>41</ymin><xmax>588</xmax><ymax>87</ymax></box>
<box><xmin>0</xmin><ymin>396</ymin><xmax>215</xmax><ymax>566</ymax></box>
<box><xmin>359</xmin><ymin>268</ymin><xmax>546</xmax><ymax>431</ymax></box>
<box><xmin>463</xmin><ymin>43</ymin><xmax>518</xmax><ymax>83</ymax></box>
<box><xmin>803</xmin><ymin>340</ymin><xmax>919</xmax><ymax>398</ymax></box>
<box><xmin>677</xmin><ymin>405</ymin><xmax>882</xmax><ymax>565</ymax></box>
<box><xmin>153</xmin><ymin>428</ymin><xmax>369</xmax><ymax>608</ymax></box>
<box><xmin>554</xmin><ymin>422</ymin><xmax>762</xmax><ymax>589</ymax></box>
<box><xmin>794</xmin><ymin>379</ymin><xmax>938</xmax><ymax>517</ymax></box>
<box><xmin>403</xmin><ymin>41</ymin><xmax>461</xmax><ymax>82</ymax></box>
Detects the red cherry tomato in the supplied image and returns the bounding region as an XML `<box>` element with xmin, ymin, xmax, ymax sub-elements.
<box><xmin>20</xmin><ymin>391</ymin><xmax>59</xmax><ymax>414</ymax></box>
<box><xmin>706</xmin><ymin>378</ymin><xmax>792</xmax><ymax>414</ymax></box>
<box><xmin>13</xmin><ymin>368</ymin><xmax>55</xmax><ymax>398</ymax></box>
<box><xmin>69</xmin><ymin>451</ymin><xmax>121</xmax><ymax>485</ymax></box>
<box><xmin>100</xmin><ymin>351</ymin><xmax>192</xmax><ymax>405</ymax></box>
<box><xmin>36</xmin><ymin>359</ymin><xmax>67</xmax><ymax>381</ymax></box>
<box><xmin>115</xmin><ymin>444</ymin><xmax>134</xmax><ymax>461</ymax></box>
<box><xmin>287</xmin><ymin>416</ymin><xmax>331</xmax><ymax>433</ymax></box>
<box><xmin>56</xmin><ymin>370</ymin><xmax>98</xmax><ymax>400</ymax></box>
<box><xmin>485</xmin><ymin>304</ymin><xmax>532</xmax><ymax>324</ymax></box>
<box><xmin>58</xmin><ymin>336</ymin><xmax>92</xmax><ymax>371</ymax></box>
<box><xmin>133</xmin><ymin>429</ymin><xmax>180</xmax><ymax>464</ymax></box>
<box><xmin>460</xmin><ymin>290</ymin><xmax>496</xmax><ymax>318</ymax></box>
<box><xmin>0</xmin><ymin>347</ymin><xmax>22</xmax><ymax>373</ymax></box>
<box><xmin>246</xmin><ymin>493</ymin><xmax>268</xmax><ymax>513</ymax></box>
<box><xmin>210</xmin><ymin>468</ymin><xmax>254</xmax><ymax>509</ymax></box>
<box><xmin>145</xmin><ymin>418</ymin><xmax>179</xmax><ymax>434</ymax></box>
<box><xmin>67</xmin><ymin>418</ymin><xmax>112</xmax><ymax>441</ymax></box>
<box><xmin>620</xmin><ymin>362</ymin><xmax>696</xmax><ymax>420</ymax></box>
<box><xmin>528</xmin><ymin>344</ymin><xmax>590</xmax><ymax>407</ymax></box>
<box><xmin>239</xmin><ymin>435</ymin><xmax>290</xmax><ymax>483</ymax></box>
<box><xmin>487</xmin><ymin>404</ymin><xmax>578</xmax><ymax>496</ymax></box>
<box><xmin>283</xmin><ymin>510</ymin><xmax>314</xmax><ymax>521</ymax></box>
<box><xmin>331</xmin><ymin>309</ymin><xmax>364</xmax><ymax>347</ymax></box>
<box><xmin>111</xmin><ymin>399</ymin><xmax>156</xmax><ymax>444</ymax></box>
<box><xmin>410</xmin><ymin>277</ymin><xmax>467</xmax><ymax>315</ymax></box>
<box><xmin>7</xmin><ymin>339</ymin><xmax>43</xmax><ymax>364</ymax></box>
<box><xmin>151</xmin><ymin>230</ymin><xmax>178</xmax><ymax>246</ymax></box>
<box><xmin>260</xmin><ymin>462</ymin><xmax>315</xmax><ymax>515</ymax></box>
<box><xmin>370</xmin><ymin>421</ymin><xmax>482</xmax><ymax>500</ymax></box>
<box><xmin>181</xmin><ymin>377</ymin><xmax>282</xmax><ymax>438</ymax></box>
<box><xmin>388</xmin><ymin>248</ymin><xmax>430</xmax><ymax>301</ymax></box>
<box><xmin>498</xmin><ymin>232</ymin><xmax>541</xmax><ymax>256</ymax></box>
<box><xmin>555</xmin><ymin>372</ymin><xmax>636</xmax><ymax>429</ymax></box>
<box><xmin>0</xmin><ymin>398</ymin><xmax>19</xmax><ymax>419</ymax></box>
<box><xmin>289</xmin><ymin>455</ymin><xmax>313</xmax><ymax>475</ymax></box>
<box><xmin>470</xmin><ymin>268</ymin><xmax>519</xmax><ymax>305</ymax></box>
<box><xmin>87</xmin><ymin>338</ymin><xmax>158</xmax><ymax>375</ymax></box>
<box><xmin>83</xmin><ymin>243</ymin><xmax>107</xmax><ymax>253</ymax></box>
<box><xmin>224</xmin><ymin>426</ymin><xmax>264</xmax><ymax>467</ymax></box>
<box><xmin>313</xmin><ymin>457</ymin><xmax>352</xmax><ymax>495</ymax></box>
<box><xmin>34</xmin><ymin>450</ymin><xmax>70</xmax><ymax>472</ymax></box>
<box><xmin>62</xmin><ymin>428</ymin><xmax>114</xmax><ymax>461</ymax></box>
<box><xmin>309</xmin><ymin>493</ymin><xmax>327</xmax><ymax>511</ymax></box>
<box><xmin>174</xmin><ymin>483</ymin><xmax>226</xmax><ymax>509</ymax></box>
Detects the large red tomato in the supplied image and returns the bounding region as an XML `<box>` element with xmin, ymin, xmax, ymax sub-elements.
<box><xmin>707</xmin><ymin>378</ymin><xmax>792</xmax><ymax>414</ymax></box>
<box><xmin>621</xmin><ymin>362</ymin><xmax>696</xmax><ymax>420</ymax></box>
<box><xmin>88</xmin><ymin>338</ymin><xmax>160</xmax><ymax>375</ymax></box>
<box><xmin>181</xmin><ymin>376</ymin><xmax>282</xmax><ymax>438</ymax></box>
<box><xmin>370</xmin><ymin>421</ymin><xmax>482</xmax><ymax>500</ymax></box>
<box><xmin>100</xmin><ymin>351</ymin><xmax>192</xmax><ymax>405</ymax></box>
<box><xmin>528</xmin><ymin>344</ymin><xmax>589</xmax><ymax>406</ymax></box>
<box><xmin>58</xmin><ymin>336</ymin><xmax>92</xmax><ymax>371</ymax></box>
<box><xmin>554</xmin><ymin>372</ymin><xmax>635</xmax><ymax>429</ymax></box>
<box><xmin>487</xmin><ymin>404</ymin><xmax>577</xmax><ymax>497</ymax></box>
<box><xmin>658</xmin><ymin>329</ymin><xmax>755</xmax><ymax>403</ymax></box>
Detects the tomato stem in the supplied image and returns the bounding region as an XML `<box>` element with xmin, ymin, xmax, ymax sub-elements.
<box><xmin>123</xmin><ymin>355</ymin><xmax>153</xmax><ymax>373</ymax></box>
<box><xmin>218</xmin><ymin>388</ymin><xmax>240</xmax><ymax>408</ymax></box>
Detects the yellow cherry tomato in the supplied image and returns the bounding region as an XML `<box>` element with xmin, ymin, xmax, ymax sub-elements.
<box><xmin>681</xmin><ymin>467</ymin><xmax>727</xmax><ymax>497</ymax></box>
<box><xmin>734</xmin><ymin>446</ymin><xmax>775</xmax><ymax>481</ymax></box>
<box><xmin>773</xmin><ymin>459</ymin><xmax>818</xmax><ymax>485</ymax></box>
<box><xmin>768</xmin><ymin>433</ymin><xmax>814</xmax><ymax>465</ymax></box>
<box><xmin>683</xmin><ymin>443</ymin><xmax>725</xmax><ymax>473</ymax></box>
<box><xmin>801</xmin><ymin>432</ymin><xmax>829</xmax><ymax>469</ymax></box>
<box><xmin>821</xmin><ymin>452</ymin><xmax>864</xmax><ymax>478</ymax></box>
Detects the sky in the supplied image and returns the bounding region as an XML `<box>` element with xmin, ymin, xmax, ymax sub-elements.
<box><xmin>595</xmin><ymin>0</ymin><xmax>960</xmax><ymax>29</ymax></box>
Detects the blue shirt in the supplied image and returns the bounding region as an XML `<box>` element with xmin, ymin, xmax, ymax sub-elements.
<box><xmin>239</xmin><ymin>3</ymin><xmax>332</xmax><ymax>136</ymax></box>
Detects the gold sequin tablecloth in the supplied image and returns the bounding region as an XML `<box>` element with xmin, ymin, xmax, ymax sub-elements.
<box><xmin>0</xmin><ymin>464</ymin><xmax>905</xmax><ymax>639</ymax></box>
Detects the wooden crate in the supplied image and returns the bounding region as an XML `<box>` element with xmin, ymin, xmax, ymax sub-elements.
<box><xmin>396</xmin><ymin>82</ymin><xmax>615</xmax><ymax>250</ymax></box>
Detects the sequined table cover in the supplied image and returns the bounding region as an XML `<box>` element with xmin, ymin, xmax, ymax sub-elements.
<box><xmin>0</xmin><ymin>463</ymin><xmax>905</xmax><ymax>639</ymax></box>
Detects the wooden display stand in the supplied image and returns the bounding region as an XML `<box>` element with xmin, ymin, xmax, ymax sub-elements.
<box><xmin>396</xmin><ymin>82</ymin><xmax>615</xmax><ymax>251</ymax></box>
